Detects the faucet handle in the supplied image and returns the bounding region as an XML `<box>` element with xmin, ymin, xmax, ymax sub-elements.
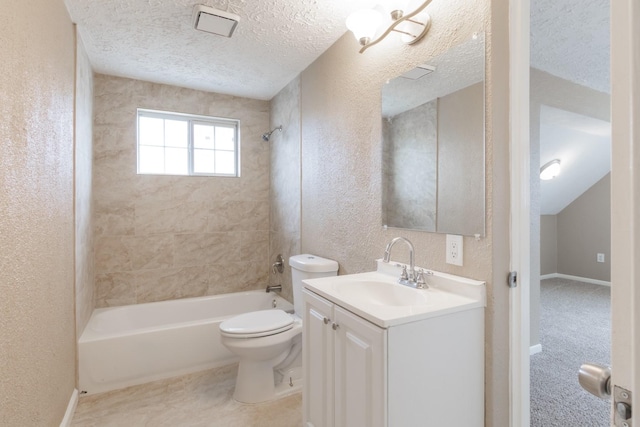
<box><xmin>400</xmin><ymin>265</ymin><xmax>409</xmax><ymax>281</ymax></box>
<box><xmin>416</xmin><ymin>269</ymin><xmax>429</xmax><ymax>289</ymax></box>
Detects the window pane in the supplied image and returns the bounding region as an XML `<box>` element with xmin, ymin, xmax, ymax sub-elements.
<box><xmin>215</xmin><ymin>126</ymin><xmax>235</xmax><ymax>151</ymax></box>
<box><xmin>194</xmin><ymin>149</ymin><xmax>215</xmax><ymax>174</ymax></box>
<box><xmin>137</xmin><ymin>110</ymin><xmax>239</xmax><ymax>177</ymax></box>
<box><xmin>139</xmin><ymin>117</ymin><xmax>164</xmax><ymax>146</ymax></box>
<box><xmin>165</xmin><ymin>120</ymin><xmax>188</xmax><ymax>148</ymax></box>
<box><xmin>215</xmin><ymin>150</ymin><xmax>236</xmax><ymax>175</ymax></box>
<box><xmin>165</xmin><ymin>147</ymin><xmax>189</xmax><ymax>175</ymax></box>
<box><xmin>139</xmin><ymin>146</ymin><xmax>165</xmax><ymax>174</ymax></box>
<box><xmin>194</xmin><ymin>124</ymin><xmax>215</xmax><ymax>149</ymax></box>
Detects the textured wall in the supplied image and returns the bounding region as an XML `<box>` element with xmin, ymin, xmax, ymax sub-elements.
<box><xmin>383</xmin><ymin>101</ymin><xmax>437</xmax><ymax>231</ymax></box>
<box><xmin>93</xmin><ymin>75</ymin><xmax>270</xmax><ymax>307</ymax></box>
<box><xmin>437</xmin><ymin>82</ymin><xmax>485</xmax><ymax>235</ymax></box>
<box><xmin>75</xmin><ymin>33</ymin><xmax>95</xmax><ymax>339</ymax></box>
<box><xmin>529</xmin><ymin>68</ymin><xmax>610</xmax><ymax>346</ymax></box>
<box><xmin>297</xmin><ymin>0</ymin><xmax>512</xmax><ymax>424</ymax></box>
<box><xmin>300</xmin><ymin>31</ymin><xmax>492</xmax><ymax>277</ymax></box>
<box><xmin>0</xmin><ymin>0</ymin><xmax>76</xmax><ymax>424</ymax></box>
<box><xmin>540</xmin><ymin>215</ymin><xmax>558</xmax><ymax>275</ymax></box>
<box><xmin>383</xmin><ymin>82</ymin><xmax>483</xmax><ymax>234</ymax></box>
<box><xmin>268</xmin><ymin>77</ymin><xmax>301</xmax><ymax>303</ymax></box>
<box><xmin>557</xmin><ymin>173</ymin><xmax>611</xmax><ymax>281</ymax></box>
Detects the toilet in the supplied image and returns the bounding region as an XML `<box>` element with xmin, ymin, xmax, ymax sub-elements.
<box><xmin>219</xmin><ymin>254</ymin><xmax>339</xmax><ymax>403</ymax></box>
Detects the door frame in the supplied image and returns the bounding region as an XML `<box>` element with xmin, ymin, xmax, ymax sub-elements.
<box><xmin>508</xmin><ymin>0</ymin><xmax>530</xmax><ymax>425</ymax></box>
<box><xmin>509</xmin><ymin>0</ymin><xmax>639</xmax><ymax>426</ymax></box>
<box><xmin>610</xmin><ymin>0</ymin><xmax>639</xmax><ymax>417</ymax></box>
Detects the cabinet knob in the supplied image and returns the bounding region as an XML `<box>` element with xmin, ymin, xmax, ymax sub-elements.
<box><xmin>323</xmin><ymin>317</ymin><xmax>330</xmax><ymax>325</ymax></box>
<box><xmin>332</xmin><ymin>323</ymin><xmax>340</xmax><ymax>330</ymax></box>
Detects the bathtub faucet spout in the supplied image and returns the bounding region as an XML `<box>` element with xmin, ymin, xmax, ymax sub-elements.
<box><xmin>266</xmin><ymin>284</ymin><xmax>282</xmax><ymax>293</ymax></box>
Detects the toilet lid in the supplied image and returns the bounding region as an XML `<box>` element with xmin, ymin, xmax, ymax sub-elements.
<box><xmin>219</xmin><ymin>309</ymin><xmax>294</xmax><ymax>337</ymax></box>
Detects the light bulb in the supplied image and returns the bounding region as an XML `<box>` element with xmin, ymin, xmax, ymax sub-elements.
<box><xmin>346</xmin><ymin>9</ymin><xmax>383</xmax><ymax>46</ymax></box>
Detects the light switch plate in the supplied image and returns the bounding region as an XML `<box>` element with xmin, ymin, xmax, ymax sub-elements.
<box><xmin>446</xmin><ymin>234</ymin><xmax>463</xmax><ymax>266</ymax></box>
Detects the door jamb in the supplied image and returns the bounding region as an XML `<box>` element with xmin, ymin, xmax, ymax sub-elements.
<box><xmin>508</xmin><ymin>0</ymin><xmax>531</xmax><ymax>426</ymax></box>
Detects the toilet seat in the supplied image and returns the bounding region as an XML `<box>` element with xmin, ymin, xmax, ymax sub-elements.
<box><xmin>220</xmin><ymin>309</ymin><xmax>294</xmax><ymax>338</ymax></box>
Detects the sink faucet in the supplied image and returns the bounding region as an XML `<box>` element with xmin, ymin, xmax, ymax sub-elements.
<box><xmin>383</xmin><ymin>237</ymin><xmax>416</xmax><ymax>284</ymax></box>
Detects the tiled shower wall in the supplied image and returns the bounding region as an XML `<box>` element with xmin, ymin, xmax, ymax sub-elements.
<box><xmin>75</xmin><ymin>34</ymin><xmax>95</xmax><ymax>334</ymax></box>
<box><xmin>268</xmin><ymin>77</ymin><xmax>301</xmax><ymax>302</ymax></box>
<box><xmin>93</xmin><ymin>75</ymin><xmax>270</xmax><ymax>307</ymax></box>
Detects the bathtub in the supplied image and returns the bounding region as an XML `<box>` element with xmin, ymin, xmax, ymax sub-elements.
<box><xmin>78</xmin><ymin>290</ymin><xmax>293</xmax><ymax>395</ymax></box>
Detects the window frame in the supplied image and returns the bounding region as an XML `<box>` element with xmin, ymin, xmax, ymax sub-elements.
<box><xmin>136</xmin><ymin>108</ymin><xmax>241</xmax><ymax>177</ymax></box>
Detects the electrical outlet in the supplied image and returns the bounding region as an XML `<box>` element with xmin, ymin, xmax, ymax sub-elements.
<box><xmin>446</xmin><ymin>234</ymin><xmax>463</xmax><ymax>266</ymax></box>
<box><xmin>597</xmin><ymin>253</ymin><xmax>605</xmax><ymax>263</ymax></box>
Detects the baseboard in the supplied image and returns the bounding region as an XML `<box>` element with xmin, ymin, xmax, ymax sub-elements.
<box><xmin>59</xmin><ymin>388</ymin><xmax>78</xmax><ymax>427</ymax></box>
<box><xmin>530</xmin><ymin>344</ymin><xmax>542</xmax><ymax>355</ymax></box>
<box><xmin>539</xmin><ymin>273</ymin><xmax>611</xmax><ymax>287</ymax></box>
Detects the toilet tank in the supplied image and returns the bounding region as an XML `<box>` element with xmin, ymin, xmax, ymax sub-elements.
<box><xmin>289</xmin><ymin>254</ymin><xmax>339</xmax><ymax>315</ymax></box>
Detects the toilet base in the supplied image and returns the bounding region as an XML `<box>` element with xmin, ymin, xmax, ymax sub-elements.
<box><xmin>233</xmin><ymin>364</ymin><xmax>303</xmax><ymax>404</ymax></box>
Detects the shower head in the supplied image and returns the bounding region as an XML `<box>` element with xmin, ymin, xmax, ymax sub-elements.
<box><xmin>262</xmin><ymin>125</ymin><xmax>282</xmax><ymax>141</ymax></box>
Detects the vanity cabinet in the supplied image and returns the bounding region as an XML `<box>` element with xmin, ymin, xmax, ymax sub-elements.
<box><xmin>302</xmin><ymin>287</ymin><xmax>484</xmax><ymax>427</ymax></box>
<box><xmin>303</xmin><ymin>289</ymin><xmax>385</xmax><ymax>427</ymax></box>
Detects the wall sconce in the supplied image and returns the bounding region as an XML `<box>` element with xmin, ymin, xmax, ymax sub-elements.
<box><xmin>346</xmin><ymin>0</ymin><xmax>433</xmax><ymax>53</ymax></box>
<box><xmin>540</xmin><ymin>159</ymin><xmax>561</xmax><ymax>180</ymax></box>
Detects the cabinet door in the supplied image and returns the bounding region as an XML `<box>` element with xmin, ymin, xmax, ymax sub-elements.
<box><xmin>303</xmin><ymin>290</ymin><xmax>334</xmax><ymax>427</ymax></box>
<box><xmin>333</xmin><ymin>306</ymin><xmax>386</xmax><ymax>427</ymax></box>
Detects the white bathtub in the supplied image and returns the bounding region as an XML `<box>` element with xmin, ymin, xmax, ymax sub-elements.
<box><xmin>78</xmin><ymin>290</ymin><xmax>293</xmax><ymax>395</ymax></box>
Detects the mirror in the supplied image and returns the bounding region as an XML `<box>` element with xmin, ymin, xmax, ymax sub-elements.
<box><xmin>382</xmin><ymin>33</ymin><xmax>485</xmax><ymax>236</ymax></box>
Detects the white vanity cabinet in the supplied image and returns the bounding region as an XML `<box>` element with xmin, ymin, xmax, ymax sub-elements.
<box><xmin>302</xmin><ymin>275</ymin><xmax>485</xmax><ymax>427</ymax></box>
<box><xmin>303</xmin><ymin>289</ymin><xmax>386</xmax><ymax>427</ymax></box>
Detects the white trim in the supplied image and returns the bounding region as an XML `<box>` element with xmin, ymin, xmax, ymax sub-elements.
<box><xmin>508</xmin><ymin>0</ymin><xmax>530</xmax><ymax>426</ymax></box>
<box><xmin>59</xmin><ymin>388</ymin><xmax>78</xmax><ymax>427</ymax></box>
<box><xmin>610</xmin><ymin>0</ymin><xmax>638</xmax><ymax>400</ymax></box>
<box><xmin>540</xmin><ymin>273</ymin><xmax>611</xmax><ymax>287</ymax></box>
<box><xmin>529</xmin><ymin>344</ymin><xmax>542</xmax><ymax>356</ymax></box>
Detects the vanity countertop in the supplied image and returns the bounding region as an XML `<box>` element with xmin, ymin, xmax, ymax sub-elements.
<box><xmin>303</xmin><ymin>260</ymin><xmax>486</xmax><ymax>328</ymax></box>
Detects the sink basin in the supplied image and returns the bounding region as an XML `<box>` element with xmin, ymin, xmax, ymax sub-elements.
<box><xmin>303</xmin><ymin>260</ymin><xmax>486</xmax><ymax>328</ymax></box>
<box><xmin>335</xmin><ymin>280</ymin><xmax>429</xmax><ymax>307</ymax></box>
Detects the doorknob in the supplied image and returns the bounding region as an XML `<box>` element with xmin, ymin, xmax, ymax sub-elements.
<box><xmin>578</xmin><ymin>362</ymin><xmax>611</xmax><ymax>398</ymax></box>
<box><xmin>579</xmin><ymin>363</ymin><xmax>633</xmax><ymax>427</ymax></box>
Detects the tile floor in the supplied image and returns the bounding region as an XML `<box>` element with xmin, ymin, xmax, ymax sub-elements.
<box><xmin>71</xmin><ymin>364</ymin><xmax>302</xmax><ymax>427</ymax></box>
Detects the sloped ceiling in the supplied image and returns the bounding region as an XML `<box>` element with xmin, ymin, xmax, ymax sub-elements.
<box><xmin>532</xmin><ymin>0</ymin><xmax>610</xmax><ymax>215</ymax></box>
<box><xmin>539</xmin><ymin>105</ymin><xmax>611</xmax><ymax>215</ymax></box>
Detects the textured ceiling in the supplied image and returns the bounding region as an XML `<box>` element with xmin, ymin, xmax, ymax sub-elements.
<box><xmin>533</xmin><ymin>0</ymin><xmax>610</xmax><ymax>215</ymax></box>
<box><xmin>64</xmin><ymin>0</ymin><xmax>609</xmax><ymax>100</ymax></box>
<box><xmin>531</xmin><ymin>0</ymin><xmax>609</xmax><ymax>94</ymax></box>
<box><xmin>65</xmin><ymin>0</ymin><xmax>378</xmax><ymax>100</ymax></box>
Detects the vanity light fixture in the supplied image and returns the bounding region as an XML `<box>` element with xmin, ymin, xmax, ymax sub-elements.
<box><xmin>346</xmin><ymin>0</ymin><xmax>433</xmax><ymax>53</ymax></box>
<box><xmin>540</xmin><ymin>159</ymin><xmax>561</xmax><ymax>180</ymax></box>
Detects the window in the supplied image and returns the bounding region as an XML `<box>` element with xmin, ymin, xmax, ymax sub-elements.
<box><xmin>137</xmin><ymin>109</ymin><xmax>239</xmax><ymax>176</ymax></box>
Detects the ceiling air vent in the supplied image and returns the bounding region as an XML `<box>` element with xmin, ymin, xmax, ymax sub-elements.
<box><xmin>400</xmin><ymin>64</ymin><xmax>436</xmax><ymax>80</ymax></box>
<box><xmin>193</xmin><ymin>5</ymin><xmax>240</xmax><ymax>38</ymax></box>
